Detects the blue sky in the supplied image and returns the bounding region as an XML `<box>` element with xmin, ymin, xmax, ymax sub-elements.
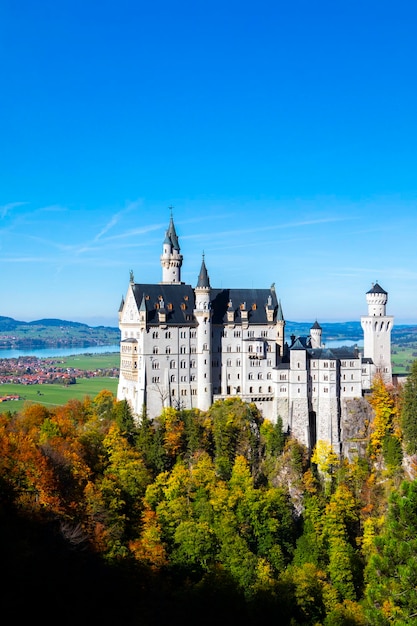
<box><xmin>1</xmin><ymin>0</ymin><xmax>417</xmax><ymax>327</ymax></box>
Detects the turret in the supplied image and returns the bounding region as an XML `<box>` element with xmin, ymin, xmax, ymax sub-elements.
<box><xmin>194</xmin><ymin>254</ymin><xmax>212</xmax><ymax>410</ymax></box>
<box><xmin>310</xmin><ymin>320</ymin><xmax>322</xmax><ymax>349</ymax></box>
<box><xmin>361</xmin><ymin>282</ymin><xmax>393</xmax><ymax>384</ymax></box>
<box><xmin>160</xmin><ymin>212</ymin><xmax>183</xmax><ymax>284</ymax></box>
<box><xmin>276</xmin><ymin>298</ymin><xmax>286</xmax><ymax>358</ymax></box>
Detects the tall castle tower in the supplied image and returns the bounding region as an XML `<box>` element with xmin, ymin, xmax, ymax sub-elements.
<box><xmin>194</xmin><ymin>255</ymin><xmax>212</xmax><ymax>411</ymax></box>
<box><xmin>360</xmin><ymin>282</ymin><xmax>393</xmax><ymax>384</ymax></box>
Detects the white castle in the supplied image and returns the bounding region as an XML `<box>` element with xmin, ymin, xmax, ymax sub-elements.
<box><xmin>117</xmin><ymin>215</ymin><xmax>393</xmax><ymax>454</ymax></box>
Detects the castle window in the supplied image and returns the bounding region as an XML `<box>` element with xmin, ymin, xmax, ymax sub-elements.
<box><xmin>181</xmin><ymin>375</ymin><xmax>187</xmax><ymax>382</ymax></box>
<box><xmin>236</xmin><ymin>359</ymin><xmax>241</xmax><ymax>366</ymax></box>
<box><xmin>227</xmin><ymin>359</ymin><xmax>232</xmax><ymax>367</ymax></box>
<box><xmin>180</xmin><ymin>360</ymin><xmax>186</xmax><ymax>369</ymax></box>
<box><xmin>324</xmin><ymin>375</ymin><xmax>328</xmax><ymax>381</ymax></box>
<box><xmin>180</xmin><ymin>345</ymin><xmax>186</xmax><ymax>354</ymax></box>
<box><xmin>190</xmin><ymin>331</ymin><xmax>196</xmax><ymax>338</ymax></box>
<box><xmin>191</xmin><ymin>388</ymin><xmax>197</xmax><ymax>395</ymax></box>
<box><xmin>171</xmin><ymin>375</ymin><xmax>176</xmax><ymax>382</ymax></box>
<box><xmin>237</xmin><ymin>373</ymin><xmax>240</xmax><ymax>379</ymax></box>
<box><xmin>227</xmin><ymin>345</ymin><xmax>232</xmax><ymax>353</ymax></box>
<box><xmin>190</xmin><ymin>346</ymin><xmax>196</xmax><ymax>353</ymax></box>
<box><xmin>248</xmin><ymin>331</ymin><xmax>254</xmax><ymax>337</ymax></box>
<box><xmin>258</xmin><ymin>373</ymin><xmax>263</xmax><ymax>380</ymax></box>
<box><xmin>165</xmin><ymin>331</ymin><xmax>171</xmax><ymax>339</ymax></box>
<box><xmin>171</xmin><ymin>389</ymin><xmax>175</xmax><ymax>396</ymax></box>
<box><xmin>190</xmin><ymin>374</ymin><xmax>196</xmax><ymax>381</ymax></box>
<box><xmin>280</xmin><ymin>374</ymin><xmax>287</xmax><ymax>380</ymax></box>
<box><xmin>324</xmin><ymin>362</ymin><xmax>328</xmax><ymax>368</ymax></box>
<box><xmin>280</xmin><ymin>387</ymin><xmax>286</xmax><ymax>392</ymax></box>
<box><xmin>297</xmin><ymin>363</ymin><xmax>300</xmax><ymax>368</ymax></box>
<box><xmin>234</xmin><ymin>330</ymin><xmax>241</xmax><ymax>337</ymax></box>
<box><xmin>181</xmin><ymin>389</ymin><xmax>187</xmax><ymax>396</ymax></box>
<box><xmin>152</xmin><ymin>361</ymin><xmax>159</xmax><ymax>369</ymax></box>
<box><xmin>165</xmin><ymin>346</ymin><xmax>171</xmax><ymax>354</ymax></box>
<box><xmin>268</xmin><ymin>386</ymin><xmax>272</xmax><ymax>392</ymax></box>
<box><xmin>181</xmin><ymin>303</ymin><xmax>186</xmax><ymax>310</ymax></box>
<box><xmin>248</xmin><ymin>345</ymin><xmax>253</xmax><ymax>353</ymax></box>
<box><xmin>298</xmin><ymin>375</ymin><xmax>300</xmax><ymax>381</ymax></box>
<box><xmin>152</xmin><ymin>376</ymin><xmax>160</xmax><ymax>383</ymax></box>
<box><xmin>261</xmin><ymin>330</ymin><xmax>267</xmax><ymax>337</ymax></box>
<box><xmin>259</xmin><ymin>386</ymin><xmax>262</xmax><ymax>392</ymax></box>
<box><xmin>249</xmin><ymin>386</ymin><xmax>253</xmax><ymax>393</ymax></box>
<box><xmin>324</xmin><ymin>387</ymin><xmax>328</xmax><ymax>393</ymax></box>
<box><xmin>350</xmin><ymin>361</ymin><xmax>355</xmax><ymax>367</ymax></box>
<box><xmin>342</xmin><ymin>361</ymin><xmax>346</xmax><ymax>367</ymax></box>
<box><xmin>153</xmin><ymin>346</ymin><xmax>159</xmax><ymax>354</ymax></box>
<box><xmin>184</xmin><ymin>295</ymin><xmax>189</xmax><ymax>301</ymax></box>
<box><xmin>203</xmin><ymin>343</ymin><xmax>208</xmax><ymax>351</ymax></box>
<box><xmin>190</xmin><ymin>360</ymin><xmax>196</xmax><ymax>368</ymax></box>
<box><xmin>252</xmin><ymin>303</ymin><xmax>257</xmax><ymax>310</ymax></box>
<box><xmin>170</xmin><ymin>360</ymin><xmax>176</xmax><ymax>369</ymax></box>
<box><xmin>248</xmin><ymin>373</ymin><xmax>253</xmax><ymax>380</ymax></box>
<box><xmin>267</xmin><ymin>373</ymin><xmax>271</xmax><ymax>380</ymax></box>
<box><xmin>167</xmin><ymin>303</ymin><xmax>173</xmax><ymax>310</ymax></box>
<box><xmin>237</xmin><ymin>345</ymin><xmax>241</xmax><ymax>353</ymax></box>
<box><xmin>237</xmin><ymin>386</ymin><xmax>241</xmax><ymax>393</ymax></box>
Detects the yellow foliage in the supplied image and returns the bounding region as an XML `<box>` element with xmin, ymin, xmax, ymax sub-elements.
<box><xmin>311</xmin><ymin>440</ymin><xmax>339</xmax><ymax>475</ymax></box>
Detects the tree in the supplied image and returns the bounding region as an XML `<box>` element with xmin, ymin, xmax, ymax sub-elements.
<box><xmin>401</xmin><ymin>359</ymin><xmax>417</xmax><ymax>455</ymax></box>
<box><xmin>364</xmin><ymin>479</ymin><xmax>417</xmax><ymax>624</ymax></box>
<box><xmin>367</xmin><ymin>375</ymin><xmax>400</xmax><ymax>467</ymax></box>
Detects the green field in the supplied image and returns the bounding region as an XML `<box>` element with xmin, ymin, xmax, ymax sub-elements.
<box><xmin>56</xmin><ymin>352</ymin><xmax>120</xmax><ymax>370</ymax></box>
<box><xmin>0</xmin><ymin>376</ymin><xmax>119</xmax><ymax>413</ymax></box>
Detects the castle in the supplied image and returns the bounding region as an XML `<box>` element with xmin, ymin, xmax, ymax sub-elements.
<box><xmin>117</xmin><ymin>215</ymin><xmax>394</xmax><ymax>454</ymax></box>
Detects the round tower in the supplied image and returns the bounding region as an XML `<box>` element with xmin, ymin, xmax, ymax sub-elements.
<box><xmin>310</xmin><ymin>320</ymin><xmax>322</xmax><ymax>349</ymax></box>
<box><xmin>194</xmin><ymin>255</ymin><xmax>212</xmax><ymax>411</ymax></box>
<box><xmin>360</xmin><ymin>282</ymin><xmax>394</xmax><ymax>384</ymax></box>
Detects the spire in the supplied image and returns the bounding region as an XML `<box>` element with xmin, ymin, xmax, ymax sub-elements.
<box><xmin>165</xmin><ymin>207</ymin><xmax>180</xmax><ymax>251</ymax></box>
<box><xmin>277</xmin><ymin>299</ymin><xmax>284</xmax><ymax>321</ymax></box>
<box><xmin>197</xmin><ymin>253</ymin><xmax>210</xmax><ymax>288</ymax></box>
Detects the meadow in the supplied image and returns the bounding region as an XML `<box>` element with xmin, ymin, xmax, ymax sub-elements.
<box><xmin>0</xmin><ymin>353</ymin><xmax>120</xmax><ymax>413</ymax></box>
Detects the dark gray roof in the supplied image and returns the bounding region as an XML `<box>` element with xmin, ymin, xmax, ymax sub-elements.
<box><xmin>130</xmin><ymin>284</ymin><xmax>280</xmax><ymax>326</ymax></box>
<box><xmin>165</xmin><ymin>216</ymin><xmax>180</xmax><ymax>251</ymax></box>
<box><xmin>367</xmin><ymin>282</ymin><xmax>387</xmax><ymax>295</ymax></box>
<box><xmin>210</xmin><ymin>287</ymin><xmax>279</xmax><ymax>325</ymax></box>
<box><xmin>132</xmin><ymin>283</ymin><xmax>197</xmax><ymax>326</ymax></box>
<box><xmin>311</xmin><ymin>320</ymin><xmax>322</xmax><ymax>329</ymax></box>
<box><xmin>196</xmin><ymin>257</ymin><xmax>210</xmax><ymax>288</ymax></box>
<box><xmin>308</xmin><ymin>346</ymin><xmax>359</xmax><ymax>359</ymax></box>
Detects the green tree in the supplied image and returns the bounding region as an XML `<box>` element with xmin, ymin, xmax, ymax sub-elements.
<box><xmin>364</xmin><ymin>479</ymin><xmax>417</xmax><ymax>624</ymax></box>
<box><xmin>401</xmin><ymin>359</ymin><xmax>417</xmax><ymax>455</ymax></box>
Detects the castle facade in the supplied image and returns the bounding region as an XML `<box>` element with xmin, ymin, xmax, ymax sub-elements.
<box><xmin>117</xmin><ymin>216</ymin><xmax>393</xmax><ymax>454</ymax></box>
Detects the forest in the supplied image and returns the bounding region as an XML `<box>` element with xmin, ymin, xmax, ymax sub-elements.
<box><xmin>2</xmin><ymin>362</ymin><xmax>417</xmax><ymax>625</ymax></box>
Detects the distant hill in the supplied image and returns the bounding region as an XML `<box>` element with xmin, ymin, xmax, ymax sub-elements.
<box><xmin>0</xmin><ymin>316</ymin><xmax>415</xmax><ymax>351</ymax></box>
<box><xmin>0</xmin><ymin>317</ymin><xmax>120</xmax><ymax>349</ymax></box>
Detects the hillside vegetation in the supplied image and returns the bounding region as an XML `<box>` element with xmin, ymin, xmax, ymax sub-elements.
<box><xmin>2</xmin><ymin>366</ymin><xmax>417</xmax><ymax>625</ymax></box>
<box><xmin>0</xmin><ymin>316</ymin><xmax>120</xmax><ymax>349</ymax></box>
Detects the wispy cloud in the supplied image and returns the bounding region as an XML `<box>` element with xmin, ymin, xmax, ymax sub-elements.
<box><xmin>0</xmin><ymin>202</ymin><xmax>28</xmax><ymax>219</ymax></box>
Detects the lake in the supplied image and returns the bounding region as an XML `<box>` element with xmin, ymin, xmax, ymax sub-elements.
<box><xmin>0</xmin><ymin>344</ymin><xmax>120</xmax><ymax>359</ymax></box>
<box><xmin>0</xmin><ymin>340</ymin><xmax>361</xmax><ymax>360</ymax></box>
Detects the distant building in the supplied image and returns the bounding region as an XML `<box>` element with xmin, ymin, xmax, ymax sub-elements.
<box><xmin>117</xmin><ymin>215</ymin><xmax>393</xmax><ymax>454</ymax></box>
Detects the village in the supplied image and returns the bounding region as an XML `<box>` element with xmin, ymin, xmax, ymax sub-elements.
<box><xmin>0</xmin><ymin>356</ymin><xmax>119</xmax><ymax>403</ymax></box>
